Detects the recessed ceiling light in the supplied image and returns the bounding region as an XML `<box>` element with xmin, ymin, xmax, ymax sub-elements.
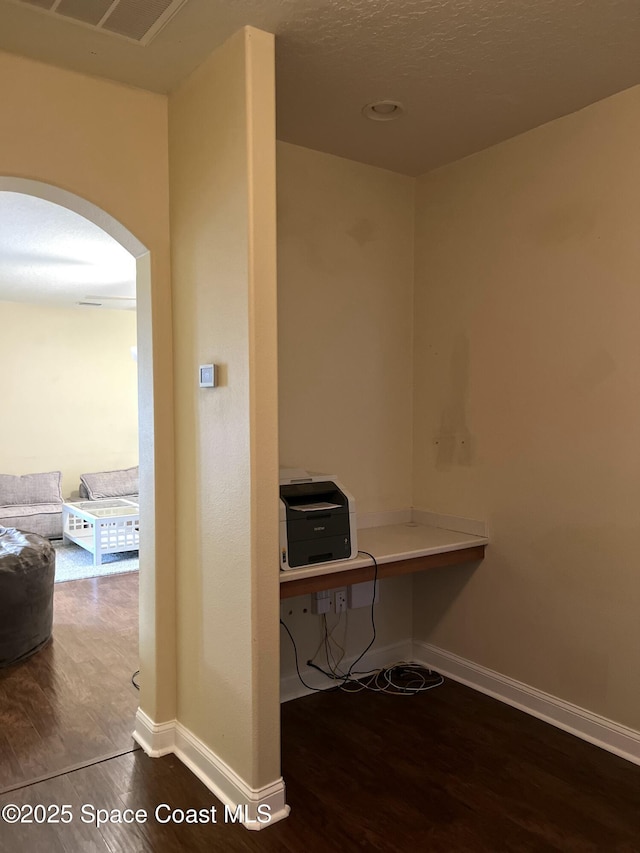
<box><xmin>362</xmin><ymin>100</ymin><xmax>405</xmax><ymax>121</ymax></box>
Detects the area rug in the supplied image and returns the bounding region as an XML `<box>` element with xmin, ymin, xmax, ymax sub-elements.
<box><xmin>52</xmin><ymin>540</ymin><xmax>139</xmax><ymax>583</ymax></box>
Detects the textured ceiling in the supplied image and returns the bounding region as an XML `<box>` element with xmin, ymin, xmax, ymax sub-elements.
<box><xmin>0</xmin><ymin>0</ymin><xmax>639</xmax><ymax>174</ymax></box>
<box><xmin>0</xmin><ymin>193</ymin><xmax>136</xmax><ymax>309</ymax></box>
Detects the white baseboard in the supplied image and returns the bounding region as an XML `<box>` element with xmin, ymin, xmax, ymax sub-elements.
<box><xmin>280</xmin><ymin>639</ymin><xmax>413</xmax><ymax>703</ymax></box>
<box><xmin>174</xmin><ymin>724</ymin><xmax>289</xmax><ymax>829</ymax></box>
<box><xmin>133</xmin><ymin>709</ymin><xmax>290</xmax><ymax>829</ymax></box>
<box><xmin>133</xmin><ymin>709</ymin><xmax>175</xmax><ymax>757</ymax></box>
<box><xmin>413</xmin><ymin>641</ymin><xmax>640</xmax><ymax>766</ymax></box>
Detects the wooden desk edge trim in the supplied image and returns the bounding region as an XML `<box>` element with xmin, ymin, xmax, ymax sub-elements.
<box><xmin>279</xmin><ymin>544</ymin><xmax>485</xmax><ymax>599</ymax></box>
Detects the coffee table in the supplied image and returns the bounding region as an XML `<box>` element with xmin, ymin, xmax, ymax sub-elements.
<box><xmin>62</xmin><ymin>499</ymin><xmax>139</xmax><ymax>566</ymax></box>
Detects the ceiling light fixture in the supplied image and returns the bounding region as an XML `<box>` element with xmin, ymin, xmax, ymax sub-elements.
<box><xmin>362</xmin><ymin>100</ymin><xmax>405</xmax><ymax>121</ymax></box>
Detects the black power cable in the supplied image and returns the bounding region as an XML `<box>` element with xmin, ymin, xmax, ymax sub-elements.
<box><xmin>344</xmin><ymin>550</ymin><xmax>378</xmax><ymax>677</ymax></box>
<box><xmin>280</xmin><ymin>620</ymin><xmax>340</xmax><ymax>693</ymax></box>
<box><xmin>281</xmin><ymin>550</ymin><xmax>445</xmax><ymax>696</ymax></box>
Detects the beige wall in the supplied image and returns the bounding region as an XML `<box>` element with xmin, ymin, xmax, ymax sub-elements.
<box><xmin>169</xmin><ymin>28</ymin><xmax>280</xmax><ymax>788</ymax></box>
<box><xmin>277</xmin><ymin>142</ymin><xmax>415</xmax><ymax>514</ymax></box>
<box><xmin>412</xmin><ymin>84</ymin><xmax>640</xmax><ymax>728</ymax></box>
<box><xmin>277</xmin><ymin>142</ymin><xmax>415</xmax><ymax>681</ymax></box>
<box><xmin>0</xmin><ymin>50</ymin><xmax>175</xmax><ymax>723</ymax></box>
<box><xmin>0</xmin><ymin>301</ymin><xmax>137</xmax><ymax>493</ymax></box>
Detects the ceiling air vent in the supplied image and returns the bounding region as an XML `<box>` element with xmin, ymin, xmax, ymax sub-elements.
<box><xmin>11</xmin><ymin>0</ymin><xmax>188</xmax><ymax>45</ymax></box>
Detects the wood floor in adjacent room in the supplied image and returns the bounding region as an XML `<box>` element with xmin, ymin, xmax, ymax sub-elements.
<box><xmin>3</xmin><ymin>574</ymin><xmax>640</xmax><ymax>851</ymax></box>
<box><xmin>0</xmin><ymin>572</ymin><xmax>140</xmax><ymax>791</ymax></box>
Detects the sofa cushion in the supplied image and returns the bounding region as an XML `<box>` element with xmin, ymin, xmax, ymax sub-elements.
<box><xmin>0</xmin><ymin>505</ymin><xmax>62</xmax><ymax>539</ymax></box>
<box><xmin>0</xmin><ymin>504</ymin><xmax>62</xmax><ymax>519</ymax></box>
<box><xmin>78</xmin><ymin>482</ymin><xmax>138</xmax><ymax>500</ymax></box>
<box><xmin>80</xmin><ymin>466</ymin><xmax>139</xmax><ymax>500</ymax></box>
<box><xmin>0</xmin><ymin>472</ymin><xmax>62</xmax><ymax>508</ymax></box>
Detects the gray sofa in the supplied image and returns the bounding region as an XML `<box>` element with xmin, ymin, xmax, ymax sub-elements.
<box><xmin>0</xmin><ymin>472</ymin><xmax>63</xmax><ymax>539</ymax></box>
<box><xmin>0</xmin><ymin>466</ymin><xmax>139</xmax><ymax>540</ymax></box>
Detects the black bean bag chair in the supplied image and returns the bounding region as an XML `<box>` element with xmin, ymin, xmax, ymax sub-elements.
<box><xmin>0</xmin><ymin>527</ymin><xmax>55</xmax><ymax>667</ymax></box>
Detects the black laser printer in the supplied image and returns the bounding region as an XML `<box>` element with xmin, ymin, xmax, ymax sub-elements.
<box><xmin>279</xmin><ymin>470</ymin><xmax>357</xmax><ymax>570</ymax></box>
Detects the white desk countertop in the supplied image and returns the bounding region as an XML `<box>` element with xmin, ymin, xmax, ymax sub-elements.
<box><xmin>279</xmin><ymin>522</ymin><xmax>488</xmax><ymax>584</ymax></box>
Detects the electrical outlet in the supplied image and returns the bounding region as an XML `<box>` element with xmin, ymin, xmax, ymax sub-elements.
<box><xmin>280</xmin><ymin>596</ymin><xmax>311</xmax><ymax>620</ymax></box>
<box><xmin>332</xmin><ymin>588</ymin><xmax>347</xmax><ymax>614</ymax></box>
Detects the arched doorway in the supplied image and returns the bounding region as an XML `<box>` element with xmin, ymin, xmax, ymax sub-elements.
<box><xmin>0</xmin><ymin>177</ymin><xmax>164</xmax><ymax>788</ymax></box>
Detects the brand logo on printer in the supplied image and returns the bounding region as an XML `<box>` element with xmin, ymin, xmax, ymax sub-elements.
<box><xmin>314</xmin><ymin>526</ymin><xmax>325</xmax><ymax>532</ymax></box>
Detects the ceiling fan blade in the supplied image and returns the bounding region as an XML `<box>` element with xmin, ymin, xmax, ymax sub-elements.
<box><xmin>84</xmin><ymin>294</ymin><xmax>136</xmax><ymax>301</ymax></box>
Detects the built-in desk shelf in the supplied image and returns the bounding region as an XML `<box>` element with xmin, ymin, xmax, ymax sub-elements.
<box><xmin>279</xmin><ymin>522</ymin><xmax>488</xmax><ymax>599</ymax></box>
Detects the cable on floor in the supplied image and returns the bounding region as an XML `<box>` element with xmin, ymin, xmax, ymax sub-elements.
<box><xmin>280</xmin><ymin>550</ymin><xmax>444</xmax><ymax>696</ymax></box>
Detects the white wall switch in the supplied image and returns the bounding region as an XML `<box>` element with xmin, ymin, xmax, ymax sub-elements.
<box><xmin>199</xmin><ymin>364</ymin><xmax>217</xmax><ymax>387</ymax></box>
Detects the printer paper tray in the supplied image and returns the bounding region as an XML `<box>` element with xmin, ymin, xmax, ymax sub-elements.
<box><xmin>292</xmin><ymin>502</ymin><xmax>341</xmax><ymax>512</ymax></box>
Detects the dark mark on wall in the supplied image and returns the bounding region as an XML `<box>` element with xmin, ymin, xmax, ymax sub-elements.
<box><xmin>435</xmin><ymin>335</ymin><xmax>475</xmax><ymax>469</ymax></box>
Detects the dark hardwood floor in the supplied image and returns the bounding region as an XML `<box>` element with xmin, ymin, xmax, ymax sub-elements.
<box><xmin>3</xmin><ymin>572</ymin><xmax>640</xmax><ymax>850</ymax></box>
<box><xmin>0</xmin><ymin>572</ymin><xmax>139</xmax><ymax>792</ymax></box>
<box><xmin>3</xmin><ymin>684</ymin><xmax>640</xmax><ymax>851</ymax></box>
